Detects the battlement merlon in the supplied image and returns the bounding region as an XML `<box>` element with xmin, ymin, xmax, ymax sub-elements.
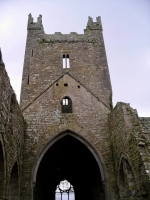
<box><xmin>85</xmin><ymin>16</ymin><xmax>103</xmax><ymax>31</ymax></box>
<box><xmin>27</xmin><ymin>13</ymin><xmax>44</xmax><ymax>32</ymax></box>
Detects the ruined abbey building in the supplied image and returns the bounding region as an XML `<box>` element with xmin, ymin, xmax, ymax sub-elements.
<box><xmin>0</xmin><ymin>14</ymin><xmax>150</xmax><ymax>200</ymax></box>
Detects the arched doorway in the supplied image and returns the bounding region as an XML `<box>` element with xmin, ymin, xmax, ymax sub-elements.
<box><xmin>32</xmin><ymin>131</ymin><xmax>107</xmax><ymax>200</ymax></box>
<box><xmin>0</xmin><ymin>142</ymin><xmax>4</xmax><ymax>197</ymax></box>
<box><xmin>8</xmin><ymin>162</ymin><xmax>19</xmax><ymax>200</ymax></box>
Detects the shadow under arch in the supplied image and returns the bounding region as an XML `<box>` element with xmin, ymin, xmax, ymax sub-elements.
<box><xmin>31</xmin><ymin>129</ymin><xmax>110</xmax><ymax>200</ymax></box>
<box><xmin>8</xmin><ymin>162</ymin><xmax>19</xmax><ymax>200</ymax></box>
<box><xmin>117</xmin><ymin>152</ymin><xmax>138</xmax><ymax>186</ymax></box>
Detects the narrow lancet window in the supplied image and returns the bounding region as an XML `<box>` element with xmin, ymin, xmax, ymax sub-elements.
<box><xmin>66</xmin><ymin>54</ymin><xmax>70</xmax><ymax>68</ymax></box>
<box><xmin>63</xmin><ymin>54</ymin><xmax>66</xmax><ymax>68</ymax></box>
<box><xmin>62</xmin><ymin>54</ymin><xmax>70</xmax><ymax>68</ymax></box>
<box><xmin>55</xmin><ymin>180</ymin><xmax>75</xmax><ymax>200</ymax></box>
<box><xmin>27</xmin><ymin>75</ymin><xmax>30</xmax><ymax>84</ymax></box>
<box><xmin>61</xmin><ymin>97</ymin><xmax>72</xmax><ymax>113</ymax></box>
<box><xmin>32</xmin><ymin>49</ymin><xmax>33</xmax><ymax>56</ymax></box>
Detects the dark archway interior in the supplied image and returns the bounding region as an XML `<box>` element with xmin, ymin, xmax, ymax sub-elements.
<box><xmin>35</xmin><ymin>134</ymin><xmax>105</xmax><ymax>200</ymax></box>
<box><xmin>8</xmin><ymin>162</ymin><xmax>19</xmax><ymax>200</ymax></box>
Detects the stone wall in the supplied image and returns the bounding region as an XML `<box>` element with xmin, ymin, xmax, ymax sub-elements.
<box><xmin>0</xmin><ymin>59</ymin><xmax>25</xmax><ymax>199</ymax></box>
<box><xmin>109</xmin><ymin>102</ymin><xmax>150</xmax><ymax>199</ymax></box>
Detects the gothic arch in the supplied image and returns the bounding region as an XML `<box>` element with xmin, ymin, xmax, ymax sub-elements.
<box><xmin>31</xmin><ymin>129</ymin><xmax>110</xmax><ymax>200</ymax></box>
<box><xmin>0</xmin><ymin>141</ymin><xmax>5</xmax><ymax>197</ymax></box>
<box><xmin>8</xmin><ymin>162</ymin><xmax>19</xmax><ymax>200</ymax></box>
<box><xmin>117</xmin><ymin>153</ymin><xmax>139</xmax><ymax>199</ymax></box>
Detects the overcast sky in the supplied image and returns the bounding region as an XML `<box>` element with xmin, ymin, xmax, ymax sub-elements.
<box><xmin>0</xmin><ymin>0</ymin><xmax>150</xmax><ymax>117</ymax></box>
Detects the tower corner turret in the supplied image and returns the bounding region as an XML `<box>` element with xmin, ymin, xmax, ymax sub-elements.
<box><xmin>27</xmin><ymin>13</ymin><xmax>44</xmax><ymax>32</ymax></box>
<box><xmin>86</xmin><ymin>16</ymin><xmax>102</xmax><ymax>30</ymax></box>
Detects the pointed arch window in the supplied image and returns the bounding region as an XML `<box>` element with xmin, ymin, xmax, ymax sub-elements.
<box><xmin>55</xmin><ymin>180</ymin><xmax>75</xmax><ymax>200</ymax></box>
<box><xmin>63</xmin><ymin>54</ymin><xmax>70</xmax><ymax>68</ymax></box>
<box><xmin>118</xmin><ymin>158</ymin><xmax>141</xmax><ymax>198</ymax></box>
<box><xmin>61</xmin><ymin>97</ymin><xmax>72</xmax><ymax>113</ymax></box>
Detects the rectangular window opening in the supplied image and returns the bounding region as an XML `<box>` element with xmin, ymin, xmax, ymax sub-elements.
<box><xmin>62</xmin><ymin>99</ymin><xmax>69</xmax><ymax>105</ymax></box>
<box><xmin>63</xmin><ymin>58</ymin><xmax>66</xmax><ymax>68</ymax></box>
<box><xmin>67</xmin><ymin>58</ymin><xmax>70</xmax><ymax>68</ymax></box>
<box><xmin>62</xmin><ymin>54</ymin><xmax>70</xmax><ymax>68</ymax></box>
<box><xmin>66</xmin><ymin>99</ymin><xmax>68</xmax><ymax>105</ymax></box>
<box><xmin>27</xmin><ymin>75</ymin><xmax>30</xmax><ymax>84</ymax></box>
<box><xmin>63</xmin><ymin>99</ymin><xmax>66</xmax><ymax>105</ymax></box>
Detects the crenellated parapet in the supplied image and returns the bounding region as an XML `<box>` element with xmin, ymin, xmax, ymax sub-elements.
<box><xmin>27</xmin><ymin>14</ymin><xmax>102</xmax><ymax>36</ymax></box>
<box><xmin>39</xmin><ymin>32</ymin><xmax>96</xmax><ymax>44</ymax></box>
<box><xmin>25</xmin><ymin>14</ymin><xmax>105</xmax><ymax>47</ymax></box>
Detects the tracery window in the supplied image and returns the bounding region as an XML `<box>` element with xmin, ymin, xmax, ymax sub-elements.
<box><xmin>55</xmin><ymin>180</ymin><xmax>75</xmax><ymax>200</ymax></box>
<box><xmin>63</xmin><ymin>54</ymin><xmax>70</xmax><ymax>68</ymax></box>
<box><xmin>61</xmin><ymin>97</ymin><xmax>72</xmax><ymax>113</ymax></box>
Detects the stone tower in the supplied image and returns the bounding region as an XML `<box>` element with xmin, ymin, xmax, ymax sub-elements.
<box><xmin>20</xmin><ymin>14</ymin><xmax>113</xmax><ymax>200</ymax></box>
<box><xmin>20</xmin><ymin>14</ymin><xmax>112</xmax><ymax>110</ymax></box>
